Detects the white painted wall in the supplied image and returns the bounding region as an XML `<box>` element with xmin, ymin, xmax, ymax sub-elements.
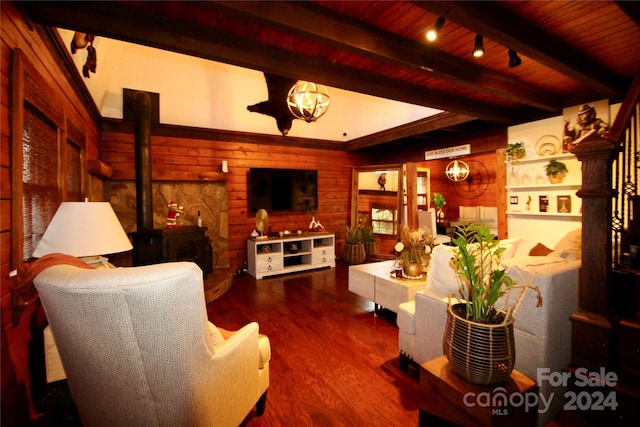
<box><xmin>58</xmin><ymin>29</ymin><xmax>442</xmax><ymax>142</ymax></box>
<box><xmin>506</xmin><ymin>103</ymin><xmax>621</xmax><ymax>248</ymax></box>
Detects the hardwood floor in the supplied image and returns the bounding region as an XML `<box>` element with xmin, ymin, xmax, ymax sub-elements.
<box><xmin>206</xmin><ymin>261</ymin><xmax>422</xmax><ymax>426</ymax></box>
<box><xmin>207</xmin><ymin>261</ymin><xmax>600</xmax><ymax>427</ymax></box>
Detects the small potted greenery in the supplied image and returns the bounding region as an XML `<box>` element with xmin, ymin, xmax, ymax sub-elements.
<box><xmin>444</xmin><ymin>223</ymin><xmax>542</xmax><ymax>384</ymax></box>
<box><xmin>544</xmin><ymin>159</ymin><xmax>568</xmax><ymax>184</ymax></box>
<box><xmin>343</xmin><ymin>225</ymin><xmax>365</xmax><ymax>264</ymax></box>
<box><xmin>360</xmin><ymin>224</ymin><xmax>378</xmax><ymax>256</ymax></box>
<box><xmin>506</xmin><ymin>141</ymin><xmax>526</xmax><ymax>163</ymax></box>
<box><xmin>431</xmin><ymin>192</ymin><xmax>446</xmax><ymax>219</ymax></box>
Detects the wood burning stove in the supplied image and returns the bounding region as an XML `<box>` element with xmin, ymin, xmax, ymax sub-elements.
<box><xmin>128</xmin><ymin>91</ymin><xmax>212</xmax><ymax>276</ymax></box>
<box><xmin>129</xmin><ymin>226</ymin><xmax>212</xmax><ymax>277</ymax></box>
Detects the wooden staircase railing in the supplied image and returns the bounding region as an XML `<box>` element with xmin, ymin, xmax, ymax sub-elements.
<box><xmin>569</xmin><ymin>73</ymin><xmax>640</xmax><ymax>425</ymax></box>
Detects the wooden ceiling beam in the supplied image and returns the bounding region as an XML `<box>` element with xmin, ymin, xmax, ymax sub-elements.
<box><xmin>209</xmin><ymin>0</ymin><xmax>561</xmax><ymax>112</ymax></box>
<box><xmin>345</xmin><ymin>112</ymin><xmax>476</xmax><ymax>151</ymax></box>
<box><xmin>412</xmin><ymin>1</ymin><xmax>628</xmax><ymax>99</ymax></box>
<box><xmin>20</xmin><ymin>1</ymin><xmax>514</xmax><ymax>123</ymax></box>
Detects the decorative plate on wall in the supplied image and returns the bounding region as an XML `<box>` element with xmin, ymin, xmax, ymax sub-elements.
<box><xmin>452</xmin><ymin>160</ymin><xmax>490</xmax><ymax>199</ymax></box>
<box><xmin>535</xmin><ymin>135</ymin><xmax>561</xmax><ymax>156</ymax></box>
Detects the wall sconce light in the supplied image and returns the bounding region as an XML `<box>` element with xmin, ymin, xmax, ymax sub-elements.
<box><xmin>508</xmin><ymin>49</ymin><xmax>522</xmax><ymax>68</ymax></box>
<box><xmin>445</xmin><ymin>159</ymin><xmax>470</xmax><ymax>182</ymax></box>
<box><xmin>287</xmin><ymin>81</ymin><xmax>330</xmax><ymax>122</ymax></box>
<box><xmin>473</xmin><ymin>35</ymin><xmax>484</xmax><ymax>58</ymax></box>
<box><xmin>426</xmin><ymin>17</ymin><xmax>445</xmax><ymax>42</ymax></box>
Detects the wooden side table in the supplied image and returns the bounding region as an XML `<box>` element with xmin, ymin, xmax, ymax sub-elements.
<box><xmin>419</xmin><ymin>356</ymin><xmax>538</xmax><ymax>427</ymax></box>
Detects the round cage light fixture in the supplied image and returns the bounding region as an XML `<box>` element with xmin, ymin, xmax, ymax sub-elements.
<box><xmin>445</xmin><ymin>159</ymin><xmax>470</xmax><ymax>182</ymax></box>
<box><xmin>287</xmin><ymin>81</ymin><xmax>330</xmax><ymax>122</ymax></box>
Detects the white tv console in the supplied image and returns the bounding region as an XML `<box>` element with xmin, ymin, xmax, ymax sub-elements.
<box><xmin>247</xmin><ymin>233</ymin><xmax>335</xmax><ymax>279</ymax></box>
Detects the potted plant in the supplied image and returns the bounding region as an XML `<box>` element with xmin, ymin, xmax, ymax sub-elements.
<box><xmin>361</xmin><ymin>224</ymin><xmax>378</xmax><ymax>256</ymax></box>
<box><xmin>394</xmin><ymin>225</ymin><xmax>435</xmax><ymax>278</ymax></box>
<box><xmin>443</xmin><ymin>223</ymin><xmax>542</xmax><ymax>385</ymax></box>
<box><xmin>506</xmin><ymin>141</ymin><xmax>526</xmax><ymax>163</ymax></box>
<box><xmin>431</xmin><ymin>193</ymin><xmax>446</xmax><ymax>220</ymax></box>
<box><xmin>544</xmin><ymin>159</ymin><xmax>568</xmax><ymax>184</ymax></box>
<box><xmin>343</xmin><ymin>225</ymin><xmax>366</xmax><ymax>264</ymax></box>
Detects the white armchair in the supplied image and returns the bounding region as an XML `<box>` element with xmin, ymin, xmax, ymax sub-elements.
<box><xmin>34</xmin><ymin>261</ymin><xmax>270</xmax><ymax>427</ymax></box>
<box><xmin>479</xmin><ymin>205</ymin><xmax>499</xmax><ymax>236</ymax></box>
<box><xmin>458</xmin><ymin>205</ymin><xmax>479</xmax><ymax>220</ymax></box>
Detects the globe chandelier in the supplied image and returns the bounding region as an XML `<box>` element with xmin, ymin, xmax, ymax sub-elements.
<box><xmin>445</xmin><ymin>159</ymin><xmax>470</xmax><ymax>182</ymax></box>
<box><xmin>286</xmin><ymin>81</ymin><xmax>330</xmax><ymax>122</ymax></box>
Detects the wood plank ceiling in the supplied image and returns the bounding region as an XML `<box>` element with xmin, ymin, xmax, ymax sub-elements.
<box><xmin>19</xmin><ymin>1</ymin><xmax>640</xmax><ymax>151</ymax></box>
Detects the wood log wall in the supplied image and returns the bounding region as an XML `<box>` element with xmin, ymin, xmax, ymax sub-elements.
<box><xmin>1</xmin><ymin>3</ymin><xmax>102</xmax><ymax>425</ymax></box>
<box><xmin>100</xmin><ymin>128</ymin><xmax>373</xmax><ymax>270</ymax></box>
<box><xmin>0</xmin><ymin>2</ymin><xmax>507</xmax><ymax>424</ymax></box>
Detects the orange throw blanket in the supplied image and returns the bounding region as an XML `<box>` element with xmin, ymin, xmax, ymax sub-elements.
<box><xmin>18</xmin><ymin>253</ymin><xmax>95</xmax><ymax>289</ymax></box>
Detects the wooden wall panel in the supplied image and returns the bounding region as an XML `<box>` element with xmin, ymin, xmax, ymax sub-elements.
<box><xmin>101</xmin><ymin>130</ymin><xmax>373</xmax><ymax>269</ymax></box>
<box><xmin>1</xmin><ymin>3</ymin><xmax>101</xmax><ymax>425</ymax></box>
<box><xmin>418</xmin><ymin>152</ymin><xmax>499</xmax><ymax>222</ymax></box>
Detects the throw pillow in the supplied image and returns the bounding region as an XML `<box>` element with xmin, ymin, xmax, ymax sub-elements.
<box><xmin>553</xmin><ymin>229</ymin><xmax>582</xmax><ymax>261</ymax></box>
<box><xmin>499</xmin><ymin>238</ymin><xmax>522</xmax><ymax>260</ymax></box>
<box><xmin>513</xmin><ymin>239</ymin><xmax>539</xmax><ymax>257</ymax></box>
<box><xmin>426</xmin><ymin>244</ymin><xmax>460</xmax><ymax>296</ymax></box>
<box><xmin>529</xmin><ymin>242</ymin><xmax>554</xmax><ymax>256</ymax></box>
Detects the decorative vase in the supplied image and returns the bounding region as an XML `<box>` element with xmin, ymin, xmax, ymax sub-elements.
<box><xmin>443</xmin><ymin>303</ymin><xmax>515</xmax><ymax>385</ymax></box>
<box><xmin>343</xmin><ymin>243</ymin><xmax>366</xmax><ymax>264</ymax></box>
<box><xmin>402</xmin><ymin>261</ymin><xmax>422</xmax><ymax>279</ymax></box>
<box><xmin>363</xmin><ymin>241</ymin><xmax>378</xmax><ymax>256</ymax></box>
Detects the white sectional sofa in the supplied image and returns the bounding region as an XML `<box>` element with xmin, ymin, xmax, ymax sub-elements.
<box><xmin>396</xmin><ymin>230</ymin><xmax>581</xmax><ymax>426</ymax></box>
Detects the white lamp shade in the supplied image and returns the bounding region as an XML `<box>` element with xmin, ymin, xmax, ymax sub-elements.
<box><xmin>32</xmin><ymin>202</ymin><xmax>133</xmax><ymax>258</ymax></box>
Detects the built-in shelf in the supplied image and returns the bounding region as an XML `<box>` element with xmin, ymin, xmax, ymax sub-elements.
<box><xmin>505</xmin><ymin>153</ymin><xmax>576</xmax><ymax>165</ymax></box>
<box><xmin>506</xmin><ymin>184</ymin><xmax>581</xmax><ymax>191</ymax></box>
<box><xmin>507</xmin><ymin>211</ymin><xmax>581</xmax><ymax>218</ymax></box>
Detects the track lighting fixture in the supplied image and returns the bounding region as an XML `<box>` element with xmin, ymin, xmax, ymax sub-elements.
<box><xmin>473</xmin><ymin>35</ymin><xmax>484</xmax><ymax>58</ymax></box>
<box><xmin>508</xmin><ymin>49</ymin><xmax>522</xmax><ymax>68</ymax></box>
<box><xmin>426</xmin><ymin>17</ymin><xmax>445</xmax><ymax>42</ymax></box>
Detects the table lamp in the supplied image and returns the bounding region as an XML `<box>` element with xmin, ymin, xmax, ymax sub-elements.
<box><xmin>32</xmin><ymin>201</ymin><xmax>133</xmax><ymax>268</ymax></box>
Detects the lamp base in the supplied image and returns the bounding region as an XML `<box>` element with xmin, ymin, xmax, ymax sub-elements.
<box><xmin>79</xmin><ymin>256</ymin><xmax>114</xmax><ymax>269</ymax></box>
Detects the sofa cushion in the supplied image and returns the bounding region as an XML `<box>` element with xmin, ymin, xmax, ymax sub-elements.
<box><xmin>499</xmin><ymin>238</ymin><xmax>522</xmax><ymax>259</ymax></box>
<box><xmin>426</xmin><ymin>245</ymin><xmax>459</xmax><ymax>297</ymax></box>
<box><xmin>513</xmin><ymin>239</ymin><xmax>540</xmax><ymax>257</ymax></box>
<box><xmin>501</xmin><ymin>253</ymin><xmax>566</xmax><ymax>269</ymax></box>
<box><xmin>553</xmin><ymin>228</ymin><xmax>582</xmax><ymax>261</ymax></box>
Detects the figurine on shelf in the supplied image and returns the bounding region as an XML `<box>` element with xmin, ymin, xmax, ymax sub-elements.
<box><xmin>166</xmin><ymin>200</ymin><xmax>184</xmax><ymax>228</ymax></box>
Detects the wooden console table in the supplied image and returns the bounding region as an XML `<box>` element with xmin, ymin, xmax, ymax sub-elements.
<box><xmin>419</xmin><ymin>356</ymin><xmax>537</xmax><ymax>427</ymax></box>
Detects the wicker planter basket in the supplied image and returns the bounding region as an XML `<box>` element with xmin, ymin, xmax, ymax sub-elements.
<box><xmin>443</xmin><ymin>302</ymin><xmax>515</xmax><ymax>385</ymax></box>
<box><xmin>342</xmin><ymin>243</ymin><xmax>366</xmax><ymax>264</ymax></box>
<box><xmin>363</xmin><ymin>241</ymin><xmax>378</xmax><ymax>256</ymax></box>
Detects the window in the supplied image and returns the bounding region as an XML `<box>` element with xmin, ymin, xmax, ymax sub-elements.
<box><xmin>11</xmin><ymin>49</ymin><xmax>85</xmax><ymax>266</ymax></box>
<box><xmin>371</xmin><ymin>207</ymin><xmax>396</xmax><ymax>236</ymax></box>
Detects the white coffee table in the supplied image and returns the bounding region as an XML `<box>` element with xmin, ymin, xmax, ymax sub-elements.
<box><xmin>348</xmin><ymin>260</ymin><xmax>427</xmax><ymax>313</ymax></box>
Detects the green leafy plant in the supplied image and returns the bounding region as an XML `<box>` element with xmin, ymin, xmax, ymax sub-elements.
<box><xmin>431</xmin><ymin>192</ymin><xmax>446</xmax><ymax>210</ymax></box>
<box><xmin>345</xmin><ymin>225</ymin><xmax>362</xmax><ymax>245</ymax></box>
<box><xmin>395</xmin><ymin>225</ymin><xmax>434</xmax><ymax>265</ymax></box>
<box><xmin>506</xmin><ymin>142</ymin><xmax>526</xmax><ymax>163</ymax></box>
<box><xmin>543</xmin><ymin>159</ymin><xmax>568</xmax><ymax>178</ymax></box>
<box><xmin>450</xmin><ymin>224</ymin><xmax>542</xmax><ymax>323</ymax></box>
<box><xmin>360</xmin><ymin>225</ymin><xmax>376</xmax><ymax>243</ymax></box>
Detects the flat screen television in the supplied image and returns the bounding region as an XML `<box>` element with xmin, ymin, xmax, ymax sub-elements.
<box><xmin>249</xmin><ymin>168</ymin><xmax>318</xmax><ymax>212</ymax></box>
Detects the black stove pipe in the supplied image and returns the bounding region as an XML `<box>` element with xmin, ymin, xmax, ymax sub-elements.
<box><xmin>134</xmin><ymin>91</ymin><xmax>153</xmax><ymax>230</ymax></box>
